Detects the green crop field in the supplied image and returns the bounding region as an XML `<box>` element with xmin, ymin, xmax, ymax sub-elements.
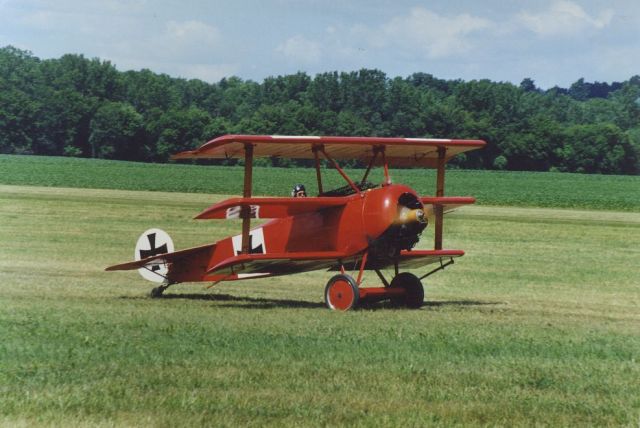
<box><xmin>1</xmin><ymin>154</ymin><xmax>639</xmax><ymax>210</ymax></box>
<box><xmin>1</xmin><ymin>154</ymin><xmax>640</xmax><ymax>426</ymax></box>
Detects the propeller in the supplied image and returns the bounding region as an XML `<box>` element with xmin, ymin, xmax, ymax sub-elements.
<box><xmin>394</xmin><ymin>206</ymin><xmax>427</xmax><ymax>226</ymax></box>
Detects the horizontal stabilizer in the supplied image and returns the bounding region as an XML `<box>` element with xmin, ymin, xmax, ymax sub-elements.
<box><xmin>196</xmin><ymin>196</ymin><xmax>349</xmax><ymax>220</ymax></box>
<box><xmin>105</xmin><ymin>243</ymin><xmax>216</xmax><ymax>271</ymax></box>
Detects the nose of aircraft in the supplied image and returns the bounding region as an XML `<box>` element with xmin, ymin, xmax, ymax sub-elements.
<box><xmin>394</xmin><ymin>207</ymin><xmax>428</xmax><ymax>225</ymax></box>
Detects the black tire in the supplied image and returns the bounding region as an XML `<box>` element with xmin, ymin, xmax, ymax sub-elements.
<box><xmin>324</xmin><ymin>274</ymin><xmax>360</xmax><ymax>311</ymax></box>
<box><xmin>390</xmin><ymin>272</ymin><xmax>424</xmax><ymax>309</ymax></box>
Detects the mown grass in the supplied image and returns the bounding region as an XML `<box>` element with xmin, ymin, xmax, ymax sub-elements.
<box><xmin>1</xmin><ymin>185</ymin><xmax>639</xmax><ymax>426</ymax></box>
<box><xmin>1</xmin><ymin>154</ymin><xmax>639</xmax><ymax>211</ymax></box>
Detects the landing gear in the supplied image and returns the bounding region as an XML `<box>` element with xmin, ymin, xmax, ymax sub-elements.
<box><xmin>150</xmin><ymin>286</ymin><xmax>165</xmax><ymax>298</ymax></box>
<box><xmin>390</xmin><ymin>272</ymin><xmax>424</xmax><ymax>309</ymax></box>
<box><xmin>324</xmin><ymin>274</ymin><xmax>360</xmax><ymax>311</ymax></box>
<box><xmin>323</xmin><ymin>253</ymin><xmax>426</xmax><ymax>311</ymax></box>
<box><xmin>150</xmin><ymin>282</ymin><xmax>173</xmax><ymax>298</ymax></box>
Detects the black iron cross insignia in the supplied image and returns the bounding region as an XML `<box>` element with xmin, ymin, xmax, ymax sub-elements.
<box><xmin>235</xmin><ymin>235</ymin><xmax>264</xmax><ymax>256</ymax></box>
<box><xmin>139</xmin><ymin>233</ymin><xmax>168</xmax><ymax>271</ymax></box>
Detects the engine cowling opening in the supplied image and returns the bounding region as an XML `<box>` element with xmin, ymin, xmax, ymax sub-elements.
<box><xmin>368</xmin><ymin>192</ymin><xmax>427</xmax><ymax>263</ymax></box>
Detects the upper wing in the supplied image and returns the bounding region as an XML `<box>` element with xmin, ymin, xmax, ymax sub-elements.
<box><xmin>195</xmin><ymin>196</ymin><xmax>349</xmax><ymax>220</ymax></box>
<box><xmin>171</xmin><ymin>135</ymin><xmax>486</xmax><ymax>168</ymax></box>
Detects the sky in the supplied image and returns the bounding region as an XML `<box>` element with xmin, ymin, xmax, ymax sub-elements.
<box><xmin>1</xmin><ymin>0</ymin><xmax>639</xmax><ymax>89</ymax></box>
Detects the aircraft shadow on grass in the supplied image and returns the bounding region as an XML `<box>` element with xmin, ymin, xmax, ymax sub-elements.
<box><xmin>161</xmin><ymin>293</ymin><xmax>325</xmax><ymax>309</ymax></box>
<box><xmin>121</xmin><ymin>293</ymin><xmax>503</xmax><ymax>310</ymax></box>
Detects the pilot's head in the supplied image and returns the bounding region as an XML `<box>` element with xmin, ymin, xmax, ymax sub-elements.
<box><xmin>292</xmin><ymin>184</ymin><xmax>307</xmax><ymax>197</ymax></box>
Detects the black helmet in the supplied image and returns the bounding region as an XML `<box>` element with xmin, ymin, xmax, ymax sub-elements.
<box><xmin>291</xmin><ymin>183</ymin><xmax>307</xmax><ymax>197</ymax></box>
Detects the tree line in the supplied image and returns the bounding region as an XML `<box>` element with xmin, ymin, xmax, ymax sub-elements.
<box><xmin>1</xmin><ymin>45</ymin><xmax>639</xmax><ymax>174</ymax></box>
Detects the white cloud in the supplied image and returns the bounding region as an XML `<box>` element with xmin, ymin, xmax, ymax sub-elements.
<box><xmin>17</xmin><ymin>1</ymin><xmax>147</xmax><ymax>33</ymax></box>
<box><xmin>276</xmin><ymin>35</ymin><xmax>322</xmax><ymax>64</ymax></box>
<box><xmin>517</xmin><ymin>1</ymin><xmax>614</xmax><ymax>37</ymax></box>
<box><xmin>128</xmin><ymin>20</ymin><xmax>224</xmax><ymax>63</ymax></box>
<box><xmin>379</xmin><ymin>7</ymin><xmax>491</xmax><ymax>58</ymax></box>
<box><xmin>165</xmin><ymin>20</ymin><xmax>220</xmax><ymax>47</ymax></box>
<box><xmin>93</xmin><ymin>18</ymin><xmax>229</xmax><ymax>82</ymax></box>
<box><xmin>20</xmin><ymin>9</ymin><xmax>64</xmax><ymax>31</ymax></box>
<box><xmin>276</xmin><ymin>7</ymin><xmax>493</xmax><ymax>67</ymax></box>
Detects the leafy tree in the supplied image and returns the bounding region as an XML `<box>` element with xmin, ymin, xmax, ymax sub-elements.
<box><xmin>519</xmin><ymin>78</ymin><xmax>538</xmax><ymax>93</ymax></box>
<box><xmin>153</xmin><ymin>107</ymin><xmax>212</xmax><ymax>160</ymax></box>
<box><xmin>0</xmin><ymin>45</ymin><xmax>638</xmax><ymax>174</ymax></box>
<box><xmin>0</xmin><ymin>47</ymin><xmax>41</xmax><ymax>154</ymax></box>
<box><xmin>493</xmin><ymin>155</ymin><xmax>507</xmax><ymax>170</ymax></box>
<box><xmin>89</xmin><ymin>102</ymin><xmax>143</xmax><ymax>159</ymax></box>
<box><xmin>307</xmin><ymin>71</ymin><xmax>342</xmax><ymax>112</ymax></box>
<box><xmin>35</xmin><ymin>88</ymin><xmax>90</xmax><ymax>156</ymax></box>
<box><xmin>122</xmin><ymin>69</ymin><xmax>180</xmax><ymax>114</ymax></box>
<box><xmin>559</xmin><ymin>124</ymin><xmax>636</xmax><ymax>174</ymax></box>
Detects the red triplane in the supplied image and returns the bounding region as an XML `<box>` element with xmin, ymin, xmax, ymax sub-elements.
<box><xmin>107</xmin><ymin>135</ymin><xmax>485</xmax><ymax>310</ymax></box>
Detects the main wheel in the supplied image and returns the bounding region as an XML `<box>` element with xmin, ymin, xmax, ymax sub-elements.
<box><xmin>390</xmin><ymin>272</ymin><xmax>424</xmax><ymax>309</ymax></box>
<box><xmin>324</xmin><ymin>274</ymin><xmax>359</xmax><ymax>311</ymax></box>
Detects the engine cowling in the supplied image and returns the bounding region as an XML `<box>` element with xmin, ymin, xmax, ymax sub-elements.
<box><xmin>362</xmin><ymin>185</ymin><xmax>427</xmax><ymax>262</ymax></box>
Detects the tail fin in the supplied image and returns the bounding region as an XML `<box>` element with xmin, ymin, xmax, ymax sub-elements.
<box><xmin>105</xmin><ymin>228</ymin><xmax>174</xmax><ymax>283</ymax></box>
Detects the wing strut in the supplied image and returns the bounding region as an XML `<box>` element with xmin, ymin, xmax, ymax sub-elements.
<box><xmin>419</xmin><ymin>257</ymin><xmax>455</xmax><ymax>280</ymax></box>
<box><xmin>320</xmin><ymin>147</ymin><xmax>360</xmax><ymax>194</ymax></box>
<box><xmin>360</xmin><ymin>147</ymin><xmax>380</xmax><ymax>185</ymax></box>
<box><xmin>241</xmin><ymin>144</ymin><xmax>253</xmax><ymax>254</ymax></box>
<box><xmin>312</xmin><ymin>146</ymin><xmax>324</xmax><ymax>194</ymax></box>
<box><xmin>381</xmin><ymin>147</ymin><xmax>391</xmax><ymax>186</ymax></box>
<box><xmin>434</xmin><ymin>146</ymin><xmax>446</xmax><ymax>250</ymax></box>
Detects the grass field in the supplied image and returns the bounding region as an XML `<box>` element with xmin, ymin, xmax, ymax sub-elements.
<box><xmin>2</xmin><ymin>154</ymin><xmax>639</xmax><ymax>211</ymax></box>
<box><xmin>1</xmin><ymin>183</ymin><xmax>639</xmax><ymax>426</ymax></box>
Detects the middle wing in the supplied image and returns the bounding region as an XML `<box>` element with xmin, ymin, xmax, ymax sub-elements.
<box><xmin>195</xmin><ymin>196</ymin><xmax>349</xmax><ymax>220</ymax></box>
<box><xmin>421</xmin><ymin>196</ymin><xmax>476</xmax><ymax>214</ymax></box>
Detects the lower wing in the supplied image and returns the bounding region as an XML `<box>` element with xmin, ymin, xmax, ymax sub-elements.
<box><xmin>207</xmin><ymin>251</ymin><xmax>352</xmax><ymax>276</ymax></box>
<box><xmin>209</xmin><ymin>249</ymin><xmax>465</xmax><ymax>277</ymax></box>
<box><xmin>395</xmin><ymin>249</ymin><xmax>465</xmax><ymax>269</ymax></box>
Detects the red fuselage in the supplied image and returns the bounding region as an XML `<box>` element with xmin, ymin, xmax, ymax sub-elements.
<box><xmin>168</xmin><ymin>184</ymin><xmax>426</xmax><ymax>283</ymax></box>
